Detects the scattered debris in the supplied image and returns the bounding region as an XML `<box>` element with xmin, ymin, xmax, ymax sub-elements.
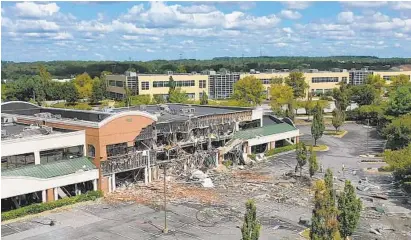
<box><xmin>370</xmin><ymin>228</ymin><xmax>382</xmax><ymax>235</ymax></box>
<box><xmin>202</xmin><ymin>178</ymin><xmax>214</xmax><ymax>188</ymax></box>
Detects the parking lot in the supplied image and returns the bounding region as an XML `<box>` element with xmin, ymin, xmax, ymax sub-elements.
<box><xmin>2</xmin><ymin>123</ymin><xmax>410</xmax><ymax>240</ymax></box>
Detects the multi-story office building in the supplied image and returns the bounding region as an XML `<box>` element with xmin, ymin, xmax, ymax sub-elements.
<box><xmin>208</xmin><ymin>73</ymin><xmax>241</xmax><ymax>99</ymax></box>
<box><xmin>105</xmin><ymin>68</ymin><xmax>410</xmax><ymax>102</ymax></box>
<box><xmin>106</xmin><ymin>71</ymin><xmax>138</xmax><ymax>99</ymax></box>
<box><xmin>241</xmin><ymin>71</ymin><xmax>350</xmax><ymax>99</ymax></box>
<box><xmin>106</xmin><ymin>72</ymin><xmax>208</xmax><ymax>101</ymax></box>
<box><xmin>349</xmin><ymin>68</ymin><xmax>411</xmax><ymax>85</ymax></box>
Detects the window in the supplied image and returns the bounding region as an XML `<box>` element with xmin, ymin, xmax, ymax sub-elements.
<box><xmin>109</xmin><ymin>80</ymin><xmax>116</xmax><ymax>86</ymax></box>
<box><xmin>1</xmin><ymin>153</ymin><xmax>35</xmax><ymax>169</ymax></box>
<box><xmin>106</xmin><ymin>143</ymin><xmax>128</xmax><ymax>157</ymax></box>
<box><xmin>40</xmin><ymin>145</ymin><xmax>84</xmax><ymax>163</ymax></box>
<box><xmin>153</xmin><ymin>81</ymin><xmax>169</xmax><ymax>88</ymax></box>
<box><xmin>312</xmin><ymin>77</ymin><xmax>339</xmax><ymax>83</ymax></box>
<box><xmin>187</xmin><ymin>93</ymin><xmax>195</xmax><ymax>99</ymax></box>
<box><xmin>383</xmin><ymin>76</ymin><xmax>392</xmax><ymax>81</ymax></box>
<box><xmin>88</xmin><ymin>144</ymin><xmax>95</xmax><ymax>158</ymax></box>
<box><xmin>175</xmin><ymin>80</ymin><xmax>195</xmax><ymax>87</ymax></box>
<box><xmin>342</xmin><ymin>77</ymin><xmax>347</xmax><ymax>82</ymax></box>
<box><xmin>141</xmin><ymin>81</ymin><xmax>150</xmax><ymax>90</ymax></box>
<box><xmin>115</xmin><ymin>81</ymin><xmax>124</xmax><ymax>87</ymax></box>
<box><xmin>199</xmin><ymin>80</ymin><xmax>206</xmax><ymax>88</ymax></box>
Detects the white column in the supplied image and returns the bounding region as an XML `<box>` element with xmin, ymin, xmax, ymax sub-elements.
<box><xmin>144</xmin><ymin>167</ymin><xmax>148</xmax><ymax>185</ymax></box>
<box><xmin>54</xmin><ymin>188</ymin><xmax>58</xmax><ymax>201</ymax></box>
<box><xmin>215</xmin><ymin>151</ymin><xmax>219</xmax><ymax>168</ymax></box>
<box><xmin>235</xmin><ymin>122</ymin><xmax>240</xmax><ymax>131</ymax></box>
<box><xmin>75</xmin><ymin>184</ymin><xmax>79</xmax><ymax>195</ymax></box>
<box><xmin>42</xmin><ymin>190</ymin><xmax>47</xmax><ymax>203</ymax></box>
<box><xmin>112</xmin><ymin>173</ymin><xmax>116</xmax><ymax>192</ymax></box>
<box><xmin>34</xmin><ymin>151</ymin><xmax>41</xmax><ymax>165</ymax></box>
<box><xmin>108</xmin><ymin>176</ymin><xmax>112</xmax><ymax>193</ymax></box>
<box><xmin>93</xmin><ymin>179</ymin><xmax>97</xmax><ymax>191</ymax></box>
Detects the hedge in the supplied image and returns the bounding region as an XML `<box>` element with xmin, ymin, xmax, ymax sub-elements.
<box><xmin>2</xmin><ymin>190</ymin><xmax>103</xmax><ymax>221</ymax></box>
<box><xmin>265</xmin><ymin>145</ymin><xmax>296</xmax><ymax>157</ymax></box>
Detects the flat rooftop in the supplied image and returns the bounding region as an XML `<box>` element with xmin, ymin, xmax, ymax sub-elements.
<box><xmin>112</xmin><ymin>104</ymin><xmax>253</xmax><ymax>123</ymax></box>
<box><xmin>1</xmin><ymin>123</ymin><xmax>73</xmax><ymax>141</ymax></box>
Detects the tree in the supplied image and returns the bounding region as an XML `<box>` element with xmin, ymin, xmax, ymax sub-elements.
<box><xmin>90</xmin><ymin>77</ymin><xmax>106</xmax><ymax>104</ymax></box>
<box><xmin>349</xmin><ymin>85</ymin><xmax>378</xmax><ymax>106</ymax></box>
<box><xmin>62</xmin><ymin>82</ymin><xmax>79</xmax><ymax>104</ymax></box>
<box><xmin>200</xmin><ymin>91</ymin><xmax>208</xmax><ymax>105</ymax></box>
<box><xmin>303</xmin><ymin>93</ymin><xmax>315</xmax><ymax>120</ymax></box>
<box><xmin>2</xmin><ymin>83</ymin><xmax>7</xmax><ymax>101</ymax></box>
<box><xmin>270</xmin><ymin>84</ymin><xmax>293</xmax><ymax>115</ymax></box>
<box><xmin>38</xmin><ymin>65</ymin><xmax>52</xmax><ymax>82</ymax></box>
<box><xmin>285</xmin><ymin>72</ymin><xmax>309</xmax><ymax>99</ymax></box>
<box><xmin>390</xmin><ymin>74</ymin><xmax>410</xmax><ymax>88</ymax></box>
<box><xmin>233</xmin><ymin>76</ymin><xmax>265</xmax><ymax>106</ymax></box>
<box><xmin>176</xmin><ymin>64</ymin><xmax>187</xmax><ymax>73</ymax></box>
<box><xmin>129</xmin><ymin>95</ymin><xmax>151</xmax><ymax>106</ymax></box>
<box><xmin>386</xmin><ymin>84</ymin><xmax>411</xmax><ymax>116</ymax></box>
<box><xmin>271</xmin><ymin>77</ymin><xmax>283</xmax><ymax>85</ymax></box>
<box><xmin>311</xmin><ymin>102</ymin><xmax>325</xmax><ymax>146</ymax></box>
<box><xmin>73</xmin><ymin>73</ymin><xmax>93</xmax><ymax>99</ymax></box>
<box><xmin>366</xmin><ymin>74</ymin><xmax>386</xmax><ymax>95</ymax></box>
<box><xmin>309</xmin><ymin>146</ymin><xmax>319</xmax><ymax>178</ymax></box>
<box><xmin>384</xmin><ymin>145</ymin><xmax>411</xmax><ymax>193</ymax></box>
<box><xmin>332</xmin><ymin>87</ymin><xmax>349</xmax><ymax>112</ymax></box>
<box><xmin>295</xmin><ymin>142</ymin><xmax>308</xmax><ymax>177</ymax></box>
<box><xmin>153</xmin><ymin>94</ymin><xmax>166</xmax><ymax>104</ymax></box>
<box><xmin>332</xmin><ymin>109</ymin><xmax>344</xmax><ymax>132</ymax></box>
<box><xmin>169</xmin><ymin>88</ymin><xmax>188</xmax><ymax>103</ymax></box>
<box><xmin>168</xmin><ymin>76</ymin><xmax>176</xmax><ymax>98</ymax></box>
<box><xmin>310</xmin><ymin>178</ymin><xmax>341</xmax><ymax>240</ymax></box>
<box><xmin>338</xmin><ymin>180</ymin><xmax>362</xmax><ymax>239</ymax></box>
<box><xmin>383</xmin><ymin>114</ymin><xmax>411</xmax><ymax>150</ymax></box>
<box><xmin>241</xmin><ymin>199</ymin><xmax>261</xmax><ymax>240</ymax></box>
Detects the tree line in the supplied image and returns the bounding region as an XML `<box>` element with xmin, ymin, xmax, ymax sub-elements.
<box><xmin>2</xmin><ymin>56</ymin><xmax>410</xmax><ymax>80</ymax></box>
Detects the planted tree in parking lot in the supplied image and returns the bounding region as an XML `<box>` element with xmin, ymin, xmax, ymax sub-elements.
<box><xmin>332</xmin><ymin>109</ymin><xmax>344</xmax><ymax>133</ymax></box>
<box><xmin>308</xmin><ymin>146</ymin><xmax>319</xmax><ymax>178</ymax></box>
<box><xmin>382</xmin><ymin>114</ymin><xmax>411</xmax><ymax>149</ymax></box>
<box><xmin>295</xmin><ymin>142</ymin><xmax>308</xmax><ymax>177</ymax></box>
<box><xmin>241</xmin><ymin>199</ymin><xmax>261</xmax><ymax>240</ymax></box>
<box><xmin>311</xmin><ymin>102</ymin><xmax>325</xmax><ymax>146</ymax></box>
<box><xmin>337</xmin><ymin>180</ymin><xmax>362</xmax><ymax>239</ymax></box>
<box><xmin>200</xmin><ymin>91</ymin><xmax>208</xmax><ymax>105</ymax></box>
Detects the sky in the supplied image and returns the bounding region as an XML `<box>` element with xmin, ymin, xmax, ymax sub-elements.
<box><xmin>1</xmin><ymin>1</ymin><xmax>411</xmax><ymax>62</ymax></box>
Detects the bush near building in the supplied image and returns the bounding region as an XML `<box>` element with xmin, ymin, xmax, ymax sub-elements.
<box><xmin>1</xmin><ymin>191</ymin><xmax>103</xmax><ymax>221</ymax></box>
<box><xmin>265</xmin><ymin>145</ymin><xmax>296</xmax><ymax>156</ymax></box>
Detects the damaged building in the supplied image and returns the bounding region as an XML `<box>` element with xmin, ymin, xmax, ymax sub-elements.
<box><xmin>1</xmin><ymin>101</ymin><xmax>299</xmax><ymax>209</ymax></box>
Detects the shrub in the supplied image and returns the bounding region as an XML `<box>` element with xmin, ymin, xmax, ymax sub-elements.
<box><xmin>223</xmin><ymin>160</ymin><xmax>233</xmax><ymax>168</ymax></box>
<box><xmin>265</xmin><ymin>145</ymin><xmax>296</xmax><ymax>157</ymax></box>
<box><xmin>1</xmin><ymin>190</ymin><xmax>103</xmax><ymax>221</ymax></box>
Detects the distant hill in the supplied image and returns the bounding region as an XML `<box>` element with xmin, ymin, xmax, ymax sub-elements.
<box><xmin>2</xmin><ymin>56</ymin><xmax>411</xmax><ymax>80</ymax></box>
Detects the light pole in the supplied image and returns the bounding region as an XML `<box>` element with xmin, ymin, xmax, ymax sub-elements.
<box><xmin>162</xmin><ymin>150</ymin><xmax>169</xmax><ymax>234</ymax></box>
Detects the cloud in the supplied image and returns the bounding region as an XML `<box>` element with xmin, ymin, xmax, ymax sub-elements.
<box><xmin>341</xmin><ymin>1</ymin><xmax>388</xmax><ymax>8</ymax></box>
<box><xmin>177</xmin><ymin>4</ymin><xmax>216</xmax><ymax>13</ymax></box>
<box><xmin>237</xmin><ymin>2</ymin><xmax>257</xmax><ymax>10</ymax></box>
<box><xmin>282</xmin><ymin>1</ymin><xmax>311</xmax><ymax>10</ymax></box>
<box><xmin>280</xmin><ymin>10</ymin><xmax>302</xmax><ymax>20</ymax></box>
<box><xmin>15</xmin><ymin>2</ymin><xmax>60</xmax><ymax>18</ymax></box>
<box><xmin>52</xmin><ymin>32</ymin><xmax>73</xmax><ymax>40</ymax></box>
<box><xmin>4</xmin><ymin>19</ymin><xmax>60</xmax><ymax>32</ymax></box>
<box><xmin>391</xmin><ymin>2</ymin><xmax>411</xmax><ymax>10</ymax></box>
<box><xmin>282</xmin><ymin>27</ymin><xmax>293</xmax><ymax>33</ymax></box>
<box><xmin>337</xmin><ymin>11</ymin><xmax>354</xmax><ymax>24</ymax></box>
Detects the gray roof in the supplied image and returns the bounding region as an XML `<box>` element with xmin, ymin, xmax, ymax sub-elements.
<box><xmin>112</xmin><ymin>104</ymin><xmax>253</xmax><ymax>122</ymax></box>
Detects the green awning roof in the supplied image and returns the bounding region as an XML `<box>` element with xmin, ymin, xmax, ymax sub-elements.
<box><xmin>233</xmin><ymin>123</ymin><xmax>297</xmax><ymax>140</ymax></box>
<box><xmin>2</xmin><ymin>157</ymin><xmax>97</xmax><ymax>179</ymax></box>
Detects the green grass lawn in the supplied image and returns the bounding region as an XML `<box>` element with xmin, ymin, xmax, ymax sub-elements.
<box><xmin>324</xmin><ymin>130</ymin><xmax>348</xmax><ymax>138</ymax></box>
<box><xmin>306</xmin><ymin>144</ymin><xmax>328</xmax><ymax>151</ymax></box>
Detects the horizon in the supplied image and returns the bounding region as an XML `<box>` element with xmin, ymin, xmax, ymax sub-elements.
<box><xmin>2</xmin><ymin>1</ymin><xmax>411</xmax><ymax>61</ymax></box>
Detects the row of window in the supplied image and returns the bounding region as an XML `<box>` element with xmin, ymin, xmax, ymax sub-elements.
<box><xmin>142</xmin><ymin>81</ymin><xmax>150</xmax><ymax>90</ymax></box>
<box><xmin>150</xmin><ymin>80</ymin><xmax>197</xmax><ymax>88</ymax></box>
<box><xmin>312</xmin><ymin>77</ymin><xmax>339</xmax><ymax>83</ymax></box>
<box><xmin>260</xmin><ymin>78</ymin><xmax>271</xmax><ymax>84</ymax></box>
<box><xmin>199</xmin><ymin>80</ymin><xmax>206</xmax><ymax>88</ymax></box>
<box><xmin>109</xmin><ymin>80</ymin><xmax>124</xmax><ymax>87</ymax></box>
